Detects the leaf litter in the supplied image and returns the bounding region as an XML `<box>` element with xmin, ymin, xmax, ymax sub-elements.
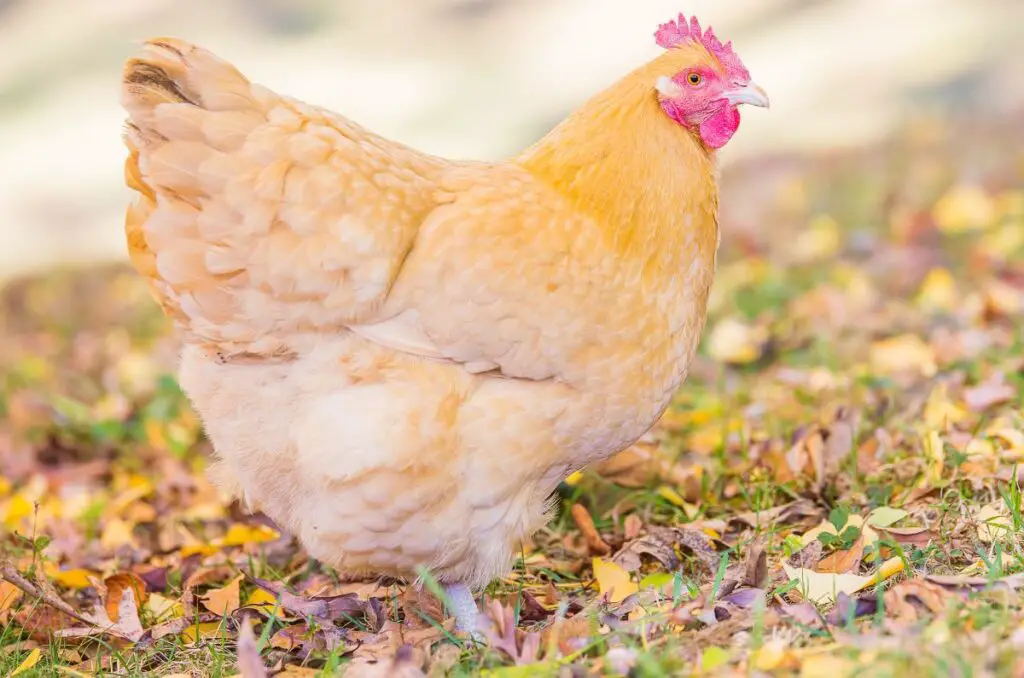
<box><xmin>2</xmin><ymin>112</ymin><xmax>1024</xmax><ymax>675</ymax></box>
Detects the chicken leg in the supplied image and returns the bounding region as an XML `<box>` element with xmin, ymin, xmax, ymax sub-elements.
<box><xmin>444</xmin><ymin>582</ymin><xmax>479</xmax><ymax>635</ymax></box>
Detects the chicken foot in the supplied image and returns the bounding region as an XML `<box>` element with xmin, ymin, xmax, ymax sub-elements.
<box><xmin>444</xmin><ymin>582</ymin><xmax>480</xmax><ymax>635</ymax></box>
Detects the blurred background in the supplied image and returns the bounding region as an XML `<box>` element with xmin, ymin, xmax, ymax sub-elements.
<box><xmin>0</xmin><ymin>0</ymin><xmax>1022</xmax><ymax>278</ymax></box>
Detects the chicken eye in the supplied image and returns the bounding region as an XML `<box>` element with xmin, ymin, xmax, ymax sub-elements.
<box><xmin>687</xmin><ymin>72</ymin><xmax>703</xmax><ymax>86</ymax></box>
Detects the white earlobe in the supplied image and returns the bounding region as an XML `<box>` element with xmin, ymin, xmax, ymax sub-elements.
<box><xmin>655</xmin><ymin>76</ymin><xmax>684</xmax><ymax>98</ymax></box>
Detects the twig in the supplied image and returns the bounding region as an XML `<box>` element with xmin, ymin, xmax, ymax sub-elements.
<box><xmin>0</xmin><ymin>562</ymin><xmax>95</xmax><ymax>626</ymax></box>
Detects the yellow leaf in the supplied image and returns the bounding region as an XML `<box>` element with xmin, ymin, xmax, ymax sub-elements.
<box><xmin>869</xmin><ymin>334</ymin><xmax>937</xmax><ymax>377</ymax></box>
<box><xmin>933</xmin><ymin>185</ymin><xmax>997</xmax><ymax>233</ymax></box>
<box><xmin>0</xmin><ymin>477</ymin><xmax>11</xmax><ymax>498</ymax></box>
<box><xmin>564</xmin><ymin>471</ymin><xmax>583</xmax><ymax>486</ymax></box>
<box><xmin>202</xmin><ymin>575</ymin><xmax>242</xmax><ymax>617</ymax></box>
<box><xmin>782</xmin><ymin>563</ymin><xmax>872</xmax><ymax>604</ymax></box>
<box><xmin>706</xmin><ymin>317</ymin><xmax>767</xmax><ymax>365</ymax></box>
<box><xmin>700</xmin><ymin>646</ymin><xmax>730</xmax><ymax>671</ymax></box>
<box><xmin>11</xmin><ymin>648</ymin><xmax>41</xmax><ymax>676</ymax></box>
<box><xmin>245</xmin><ymin>587</ymin><xmax>279</xmax><ymax>614</ymax></box>
<box><xmin>100</xmin><ymin>517</ymin><xmax>137</xmax><ymax>550</ymax></box>
<box><xmin>752</xmin><ymin>639</ymin><xmax>789</xmax><ymax>671</ymax></box>
<box><xmin>975</xmin><ymin>502</ymin><xmax>1012</xmax><ymax>544</ymax></box>
<box><xmin>214</xmin><ymin>523</ymin><xmax>280</xmax><ymax>547</ymax></box>
<box><xmin>989</xmin><ymin>428</ymin><xmax>1024</xmax><ymax>460</ymax></box>
<box><xmin>656</xmin><ymin>486</ymin><xmax>698</xmax><ymax>518</ymax></box>
<box><xmin>592</xmin><ymin>557</ymin><xmax>638</xmax><ymax>604</ymax></box>
<box><xmin>2</xmin><ymin>494</ymin><xmax>34</xmax><ymax>529</ymax></box>
<box><xmin>146</xmin><ymin>593</ymin><xmax>184</xmax><ymax>620</ymax></box>
<box><xmin>923</xmin><ymin>384</ymin><xmax>966</xmax><ymax>429</ymax></box>
<box><xmin>916</xmin><ymin>268</ymin><xmax>957</xmax><ymax>311</ymax></box>
<box><xmin>178</xmin><ymin>544</ymin><xmax>219</xmax><ymax>558</ymax></box>
<box><xmin>48</xmin><ymin>566</ymin><xmax>97</xmax><ymax>590</ymax></box>
<box><xmin>0</xmin><ymin>580</ymin><xmax>23</xmax><ymax>611</ymax></box>
<box><xmin>872</xmin><ymin>556</ymin><xmax>905</xmax><ymax>584</ymax></box>
<box><xmin>920</xmin><ymin>431</ymin><xmax>945</xmax><ymax>488</ymax></box>
<box><xmin>800</xmin><ymin>654</ymin><xmax>854</xmax><ymax>678</ymax></box>
<box><xmin>182</xmin><ymin>621</ymin><xmax>229</xmax><ymax>644</ymax></box>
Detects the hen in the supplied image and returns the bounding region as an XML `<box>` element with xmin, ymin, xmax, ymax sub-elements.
<box><xmin>121</xmin><ymin>13</ymin><xmax>767</xmax><ymax>631</ymax></box>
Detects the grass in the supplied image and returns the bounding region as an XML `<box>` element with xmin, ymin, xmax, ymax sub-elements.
<box><xmin>1</xmin><ymin>111</ymin><xmax>1023</xmax><ymax>676</ymax></box>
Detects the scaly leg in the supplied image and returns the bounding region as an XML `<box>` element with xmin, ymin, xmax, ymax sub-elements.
<box><xmin>444</xmin><ymin>582</ymin><xmax>479</xmax><ymax>635</ymax></box>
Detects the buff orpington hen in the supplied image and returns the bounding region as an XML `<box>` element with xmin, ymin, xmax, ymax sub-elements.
<box><xmin>121</xmin><ymin>13</ymin><xmax>767</xmax><ymax>632</ymax></box>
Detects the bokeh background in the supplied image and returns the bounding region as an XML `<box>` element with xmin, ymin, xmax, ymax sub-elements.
<box><xmin>0</xmin><ymin>0</ymin><xmax>1022</xmax><ymax>278</ymax></box>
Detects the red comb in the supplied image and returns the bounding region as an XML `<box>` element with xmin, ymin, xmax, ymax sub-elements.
<box><xmin>655</xmin><ymin>14</ymin><xmax>749</xmax><ymax>81</ymax></box>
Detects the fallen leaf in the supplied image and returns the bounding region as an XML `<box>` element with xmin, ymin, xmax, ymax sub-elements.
<box><xmin>477</xmin><ymin>599</ymin><xmax>541</xmax><ymax>666</ymax></box>
<box><xmin>215</xmin><ymin>523</ymin><xmax>281</xmax><ymax>547</ymax></box>
<box><xmin>870</xmin><ymin>334</ymin><xmax>937</xmax><ymax>377</ymax></box>
<box><xmin>782</xmin><ymin>564</ymin><xmax>872</xmax><ymax>604</ymax></box>
<box><xmin>145</xmin><ymin>592</ymin><xmax>183</xmax><ymax>620</ymax></box>
<box><xmin>593</xmin><ymin>441</ymin><xmax>660</xmax><ymax>488</ymax></box>
<box><xmin>799</xmin><ymin>654</ymin><xmax>854</xmax><ymax>678</ymax></box>
<box><xmin>11</xmin><ymin>648</ymin><xmax>42</xmax><ymax>676</ymax></box>
<box><xmin>592</xmin><ymin>557</ymin><xmax>638</xmax><ymax>604</ymax></box>
<box><xmin>203</xmin><ymin>575</ymin><xmax>242</xmax><ymax>617</ymax></box>
<box><xmin>104</xmin><ymin>572</ymin><xmax>148</xmax><ymax>622</ymax></box>
<box><xmin>876</xmin><ymin>526</ymin><xmax>938</xmax><ymax>549</ymax></box>
<box><xmin>920</xmin><ymin>431</ymin><xmax>945</xmax><ymax>488</ymax></box>
<box><xmin>816</xmin><ymin>538</ymin><xmax>864</xmax><ymax>575</ymax></box>
<box><xmin>825</xmin><ymin>591</ymin><xmax>878</xmax><ymax>625</ymax></box>
<box><xmin>48</xmin><ymin>567</ymin><xmax>97</xmax><ymax>590</ymax></box>
<box><xmin>399</xmin><ymin>586</ymin><xmax>444</xmax><ymax>629</ymax></box>
<box><xmin>924</xmin><ymin>573</ymin><xmax>1024</xmax><ymax>592</ymax></box>
<box><xmin>269</xmin><ymin>621</ymin><xmax>347</xmax><ymax>657</ymax></box>
<box><xmin>975</xmin><ymin>502</ymin><xmax>1012</xmax><ymax>544</ymax></box>
<box><xmin>917</xmin><ymin>267</ymin><xmax>958</xmax><ymax>311</ymax></box>
<box><xmin>744</xmin><ymin>541</ymin><xmax>769</xmax><ymax>589</ymax></box>
<box><xmin>0</xmin><ymin>579</ymin><xmax>23</xmax><ymax>611</ymax></box>
<box><xmin>933</xmin><ymin>185</ymin><xmax>997</xmax><ymax>233</ymax></box>
<box><xmin>707</xmin><ymin>317</ymin><xmax>768</xmax><ymax>365</ymax></box>
<box><xmin>963</xmin><ymin>377</ymin><xmax>1016</xmax><ymax>412</ymax></box>
<box><xmin>752</xmin><ymin>638</ymin><xmax>790</xmax><ymax>671</ymax></box>
<box><xmin>623</xmin><ymin>514</ymin><xmax>643</xmax><ymax>540</ymax></box>
<box><xmin>613</xmin><ymin>526</ymin><xmax>718</xmax><ymax>573</ymax></box>
<box><xmin>570</xmin><ymin>503</ymin><xmax>611</xmax><ymax>556</ymax></box>
<box><xmin>57</xmin><ymin>586</ymin><xmax>145</xmax><ymax>643</ymax></box>
<box><xmin>250</xmin><ymin>578</ymin><xmax>380</xmax><ymax>627</ymax></box>
<box><xmin>866</xmin><ymin>507</ymin><xmax>908</xmax><ymax>528</ymax></box>
<box><xmin>100</xmin><ymin>517</ymin><xmax>137</xmax><ymax>551</ymax></box>
<box><xmin>883</xmin><ymin>579</ymin><xmax>949</xmax><ymax>624</ymax></box>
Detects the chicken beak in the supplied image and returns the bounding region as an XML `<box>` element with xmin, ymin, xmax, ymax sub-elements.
<box><xmin>724</xmin><ymin>82</ymin><xmax>770</xmax><ymax>109</ymax></box>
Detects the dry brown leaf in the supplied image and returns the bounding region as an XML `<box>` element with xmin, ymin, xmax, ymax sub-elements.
<box><xmin>883</xmin><ymin>579</ymin><xmax>950</xmax><ymax>624</ymax></box>
<box><xmin>876</xmin><ymin>526</ymin><xmax>937</xmax><ymax>548</ymax></box>
<box><xmin>815</xmin><ymin>538</ymin><xmax>865</xmax><ymax>574</ymax></box>
<box><xmin>623</xmin><ymin>514</ymin><xmax>643</xmax><ymax>541</ymax></box>
<box><xmin>593</xmin><ymin>441</ymin><xmax>660</xmax><ymax>488</ymax></box>
<box><xmin>744</xmin><ymin>541</ymin><xmax>769</xmax><ymax>589</ymax></box>
<box><xmin>203</xmin><ymin>575</ymin><xmax>242</xmax><ymax>617</ymax></box>
<box><xmin>477</xmin><ymin>598</ymin><xmax>541</xmax><ymax>665</ymax></box>
<box><xmin>250</xmin><ymin>577</ymin><xmax>382</xmax><ymax>627</ymax></box>
<box><xmin>399</xmin><ymin>586</ymin><xmax>445</xmax><ymax>629</ymax></box>
<box><xmin>613</xmin><ymin>526</ymin><xmax>718</xmax><ymax>573</ymax></box>
<box><xmin>104</xmin><ymin>572</ymin><xmax>148</xmax><ymax>623</ymax></box>
<box><xmin>570</xmin><ymin>503</ymin><xmax>611</xmax><ymax>555</ymax></box>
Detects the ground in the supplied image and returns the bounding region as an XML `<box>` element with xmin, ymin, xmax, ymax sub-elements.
<box><xmin>1</xmin><ymin>111</ymin><xmax>1023</xmax><ymax>677</ymax></box>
